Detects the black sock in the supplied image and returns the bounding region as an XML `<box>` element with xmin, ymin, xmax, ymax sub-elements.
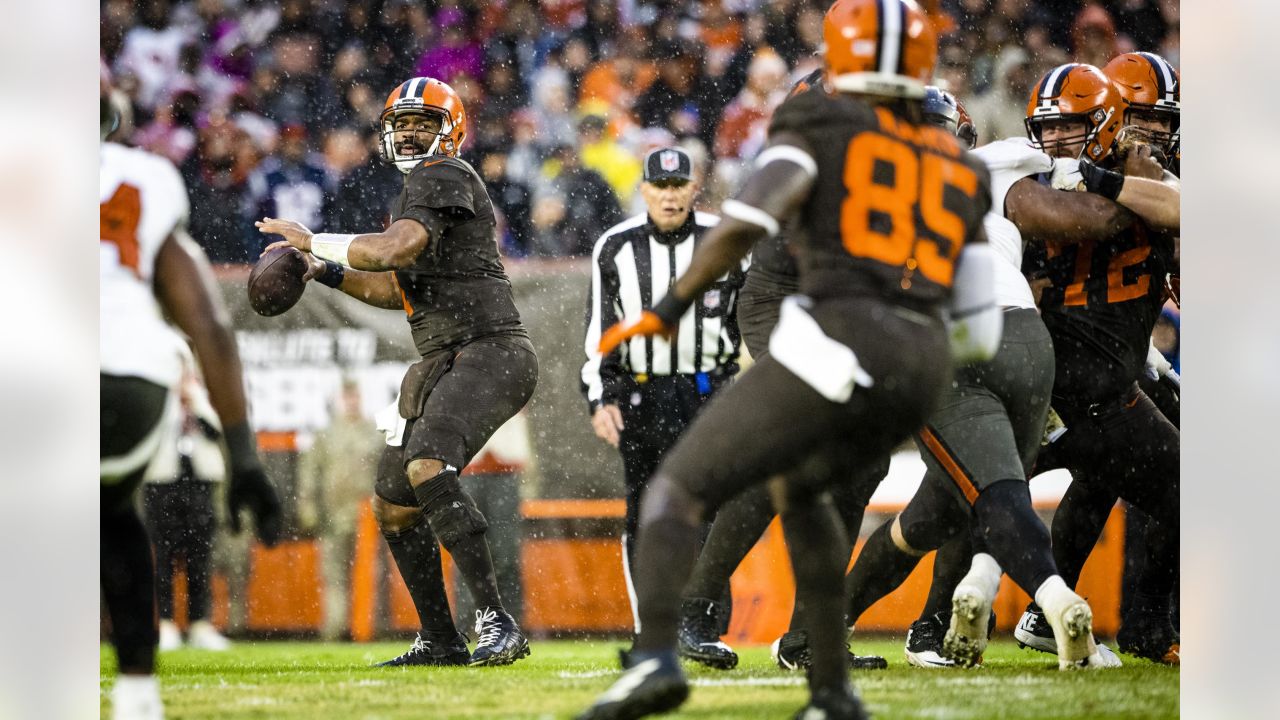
<box><xmin>1051</xmin><ymin>481</ymin><xmax>1118</xmax><ymax>589</ymax></box>
<box><xmin>684</xmin><ymin>486</ymin><xmax>774</xmax><ymax>603</ymax></box>
<box><xmin>782</xmin><ymin>493</ymin><xmax>850</xmax><ymax>693</ymax></box>
<box><xmin>1133</xmin><ymin>495</ymin><xmax>1178</xmax><ymax>617</ymax></box>
<box><xmin>845</xmin><ymin>521</ymin><xmax>923</xmax><ymax>624</ymax></box>
<box><xmin>440</xmin><ymin>531</ymin><xmax>504</xmax><ymax>612</ymax></box>
<box><xmin>383</xmin><ymin>517</ymin><xmax>457</xmax><ymax>636</ymax></box>
<box><xmin>102</xmin><ymin>506</ymin><xmax>158</xmax><ymax>674</ymax></box>
<box><xmin>972</xmin><ymin>480</ymin><xmax>1058</xmax><ymax>595</ymax></box>
<box><xmin>920</xmin><ymin>532</ymin><xmax>973</xmax><ymax>621</ymax></box>
<box><xmin>633</xmin><ymin>516</ymin><xmax>702</xmax><ymax>653</ymax></box>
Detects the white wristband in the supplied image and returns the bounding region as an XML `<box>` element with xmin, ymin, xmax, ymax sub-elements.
<box><xmin>311</xmin><ymin>233</ymin><xmax>356</xmax><ymax>267</ymax></box>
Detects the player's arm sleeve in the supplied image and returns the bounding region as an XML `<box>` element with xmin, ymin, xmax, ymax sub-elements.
<box><xmin>581</xmin><ymin>238</ymin><xmax>627</xmax><ymax>413</ymax></box>
<box><xmin>668</xmin><ymin>127</ymin><xmax>815</xmax><ymax>309</ymax></box>
<box><xmin>947</xmin><ymin>164</ymin><xmax>1002</xmax><ymax>364</ymax></box>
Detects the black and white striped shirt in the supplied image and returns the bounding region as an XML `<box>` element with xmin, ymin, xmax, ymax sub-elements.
<box><xmin>582</xmin><ymin>211</ymin><xmax>747</xmax><ymax>411</ymax></box>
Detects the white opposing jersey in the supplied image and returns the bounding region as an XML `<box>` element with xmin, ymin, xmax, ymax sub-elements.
<box><xmin>971</xmin><ymin>137</ymin><xmax>1052</xmax><ymax>310</ymax></box>
<box><xmin>100</xmin><ymin>142</ymin><xmax>189</xmax><ymax>387</ymax></box>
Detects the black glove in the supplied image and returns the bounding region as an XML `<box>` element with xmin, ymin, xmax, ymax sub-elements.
<box><xmin>224</xmin><ymin>422</ymin><xmax>284</xmax><ymax>547</ymax></box>
<box><xmin>1077</xmin><ymin>158</ymin><xmax>1125</xmax><ymax>200</ymax></box>
<box><xmin>228</xmin><ymin>465</ymin><xmax>283</xmax><ymax>546</ymax></box>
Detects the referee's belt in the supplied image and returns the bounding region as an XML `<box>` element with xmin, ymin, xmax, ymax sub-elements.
<box><xmin>631</xmin><ymin>366</ymin><xmax>737</xmax><ymax>394</ymax></box>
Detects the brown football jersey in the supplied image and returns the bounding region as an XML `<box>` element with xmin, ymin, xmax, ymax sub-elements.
<box><xmin>390</xmin><ymin>156</ymin><xmax>525</xmax><ymax>356</ymax></box>
<box><xmin>767</xmin><ymin>89</ymin><xmax>992</xmax><ymax>310</ymax></box>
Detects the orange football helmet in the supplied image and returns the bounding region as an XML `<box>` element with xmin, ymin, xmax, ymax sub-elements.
<box><xmin>1103</xmin><ymin>52</ymin><xmax>1180</xmax><ymax>158</ymax></box>
<box><xmin>380</xmin><ymin>77</ymin><xmax>467</xmax><ymax>174</ymax></box>
<box><xmin>1024</xmin><ymin>63</ymin><xmax>1123</xmax><ymax>162</ymax></box>
<box><xmin>822</xmin><ymin>0</ymin><xmax>937</xmax><ymax>99</ymax></box>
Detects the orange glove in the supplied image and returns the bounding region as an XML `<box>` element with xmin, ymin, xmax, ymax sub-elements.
<box><xmin>598</xmin><ymin>310</ymin><xmax>673</xmax><ymax>355</ymax></box>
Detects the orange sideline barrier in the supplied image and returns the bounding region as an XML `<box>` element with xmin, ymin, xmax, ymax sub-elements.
<box><xmin>233</xmin><ymin>501</ymin><xmax>1127</xmax><ymax>642</ymax></box>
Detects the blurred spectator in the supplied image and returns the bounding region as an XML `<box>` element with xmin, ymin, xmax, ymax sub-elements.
<box><xmin>505</xmin><ymin>109</ymin><xmax>545</xmax><ymax>190</ymax></box>
<box><xmin>714</xmin><ymin>50</ymin><xmax>788</xmax><ymax>180</ymax></box>
<box><xmin>529</xmin><ymin>145</ymin><xmax>622</xmax><ymax>257</ymax></box>
<box><xmin>113</xmin><ymin>0</ymin><xmax>190</xmax><ymax>112</ymax></box>
<box><xmin>134</xmin><ymin>88</ymin><xmax>201</xmax><ymax>166</ymax></box>
<box><xmin>967</xmin><ymin>47</ymin><xmax>1036</xmax><ymax>145</ymax></box>
<box><xmin>1153</xmin><ymin>308</ymin><xmax>1180</xmax><ymax>374</ymax></box>
<box><xmin>143</xmin><ymin>346</ymin><xmax>230</xmax><ymax>652</ymax></box>
<box><xmin>1072</xmin><ymin>3</ymin><xmax>1119</xmax><ymax>67</ymax></box>
<box><xmin>247</xmin><ymin>124</ymin><xmax>333</xmax><ymax>256</ymax></box>
<box><xmin>295</xmin><ymin>380</ymin><xmax>383</xmax><ymax>641</ymax></box>
<box><xmin>416</xmin><ymin>9</ymin><xmax>484</xmax><ymax>85</ymax></box>
<box><xmin>579</xmin><ymin>114</ymin><xmax>643</xmax><ymax>206</ymax></box>
<box><xmin>258</xmin><ymin>31</ymin><xmax>342</xmax><ymax>132</ymax></box>
<box><xmin>324</xmin><ymin>131</ymin><xmax>400</xmax><ymax>234</ymax></box>
<box><xmin>185</xmin><ymin>121</ymin><xmax>256</xmax><ymax>263</ymax></box>
<box><xmin>636</xmin><ymin>40</ymin><xmax>727</xmax><ymax>146</ymax></box>
<box><xmin>530</xmin><ymin>66</ymin><xmax>580</xmax><ymax>150</ymax></box>
<box><xmin>478</xmin><ymin>146</ymin><xmax>535</xmax><ymax>257</ymax></box>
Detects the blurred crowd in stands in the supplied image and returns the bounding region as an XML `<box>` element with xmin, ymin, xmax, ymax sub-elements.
<box><xmin>101</xmin><ymin>0</ymin><xmax>1179</xmax><ymax>263</ymax></box>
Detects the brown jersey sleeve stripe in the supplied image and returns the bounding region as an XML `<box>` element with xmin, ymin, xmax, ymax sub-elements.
<box><xmin>918</xmin><ymin>425</ymin><xmax>979</xmax><ymax>505</ymax></box>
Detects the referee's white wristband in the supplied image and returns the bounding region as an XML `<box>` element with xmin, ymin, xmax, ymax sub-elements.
<box><xmin>311</xmin><ymin>233</ymin><xmax>356</xmax><ymax>267</ymax></box>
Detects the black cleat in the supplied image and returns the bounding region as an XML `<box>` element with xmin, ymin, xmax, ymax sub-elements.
<box><xmin>677</xmin><ymin>598</ymin><xmax>738</xmax><ymax>669</ymax></box>
<box><xmin>1117</xmin><ymin>611</ymin><xmax>1180</xmax><ymax>665</ymax></box>
<box><xmin>576</xmin><ymin>649</ymin><xmax>689</xmax><ymax>720</ymax></box>
<box><xmin>375</xmin><ymin>632</ymin><xmax>470</xmax><ymax>667</ymax></box>
<box><xmin>905</xmin><ymin>612</ymin><xmax>954</xmax><ymax>668</ymax></box>
<box><xmin>792</xmin><ymin>683</ymin><xmax>870</xmax><ymax>720</ymax></box>
<box><xmin>468</xmin><ymin>607</ymin><xmax>531</xmax><ymax>667</ymax></box>
<box><xmin>771</xmin><ymin>630</ymin><xmax>888</xmax><ymax>672</ymax></box>
<box><xmin>1014</xmin><ymin>603</ymin><xmax>1058</xmax><ymax>655</ymax></box>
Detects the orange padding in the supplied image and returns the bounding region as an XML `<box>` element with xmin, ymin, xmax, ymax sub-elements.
<box><xmin>256</xmin><ymin>431</ymin><xmax>297</xmax><ymax>453</ymax></box>
<box><xmin>229</xmin><ymin>502</ymin><xmax>1125</xmax><ymax>642</ymax></box>
<box><xmin>519</xmin><ymin>498</ymin><xmax>626</xmax><ymax>519</ymax></box>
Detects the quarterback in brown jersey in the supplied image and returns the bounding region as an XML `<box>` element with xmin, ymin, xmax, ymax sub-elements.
<box><xmin>258</xmin><ymin>77</ymin><xmax>537</xmax><ymax>668</ymax></box>
<box><xmin>577</xmin><ymin>2</ymin><xmax>999</xmax><ymax>718</ymax></box>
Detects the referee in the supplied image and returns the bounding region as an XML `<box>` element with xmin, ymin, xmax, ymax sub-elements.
<box><xmin>581</xmin><ymin>146</ymin><xmax>746</xmax><ymax>636</ymax></box>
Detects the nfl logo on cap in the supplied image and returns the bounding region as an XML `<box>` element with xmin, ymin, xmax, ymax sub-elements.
<box><xmin>660</xmin><ymin>151</ymin><xmax>680</xmax><ymax>172</ymax></box>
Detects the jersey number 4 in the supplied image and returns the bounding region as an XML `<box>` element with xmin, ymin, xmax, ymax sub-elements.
<box><xmin>839</xmin><ymin>133</ymin><xmax>977</xmax><ymax>287</ymax></box>
<box><xmin>101</xmin><ymin>182</ymin><xmax>142</xmax><ymax>274</ymax></box>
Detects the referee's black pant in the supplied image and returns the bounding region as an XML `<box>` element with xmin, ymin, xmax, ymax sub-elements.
<box><xmin>616</xmin><ymin>371</ymin><xmax>730</xmax><ymax>629</ymax></box>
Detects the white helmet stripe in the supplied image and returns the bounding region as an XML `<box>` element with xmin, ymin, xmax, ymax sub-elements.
<box><xmin>879</xmin><ymin>0</ymin><xmax>903</xmax><ymax>75</ymax></box>
<box><xmin>1041</xmin><ymin>63</ymin><xmax>1074</xmax><ymax>99</ymax></box>
<box><xmin>406</xmin><ymin>77</ymin><xmax>424</xmax><ymax>101</ymax></box>
<box><xmin>1138</xmin><ymin>52</ymin><xmax>1177</xmax><ymax>102</ymax></box>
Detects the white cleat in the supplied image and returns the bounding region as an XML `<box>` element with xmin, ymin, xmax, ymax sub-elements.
<box><xmin>942</xmin><ymin>584</ymin><xmax>993</xmax><ymax>668</ymax></box>
<box><xmin>157</xmin><ymin>620</ymin><xmax>183</xmax><ymax>652</ymax></box>
<box><xmin>1044</xmin><ymin>597</ymin><xmax>1103</xmax><ymax>670</ymax></box>
<box><xmin>112</xmin><ymin>674</ymin><xmax>164</xmax><ymax>720</ymax></box>
<box><xmin>187</xmin><ymin>620</ymin><xmax>231</xmax><ymax>651</ymax></box>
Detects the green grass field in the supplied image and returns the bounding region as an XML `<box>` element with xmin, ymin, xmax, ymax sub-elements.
<box><xmin>100</xmin><ymin>638</ymin><xmax>1178</xmax><ymax>719</ymax></box>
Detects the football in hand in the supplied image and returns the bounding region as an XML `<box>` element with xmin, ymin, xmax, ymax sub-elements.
<box><xmin>247</xmin><ymin>247</ymin><xmax>307</xmax><ymax>316</ymax></box>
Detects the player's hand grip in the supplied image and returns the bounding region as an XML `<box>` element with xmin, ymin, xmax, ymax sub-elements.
<box><xmin>598</xmin><ymin>311</ymin><xmax>672</xmax><ymax>355</ymax></box>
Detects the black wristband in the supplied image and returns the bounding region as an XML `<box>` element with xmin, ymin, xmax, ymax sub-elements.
<box><xmin>223</xmin><ymin>421</ymin><xmax>261</xmax><ymax>474</ymax></box>
<box><xmin>316</xmin><ymin>260</ymin><xmax>345</xmax><ymax>288</ymax></box>
<box><xmin>652</xmin><ymin>292</ymin><xmax>692</xmax><ymax>327</ymax></box>
<box><xmin>1078</xmin><ymin>159</ymin><xmax>1125</xmax><ymax>201</ymax></box>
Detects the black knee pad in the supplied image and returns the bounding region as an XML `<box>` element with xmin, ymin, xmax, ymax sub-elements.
<box><xmin>415</xmin><ymin>469</ymin><xmax>489</xmax><ymax>546</ymax></box>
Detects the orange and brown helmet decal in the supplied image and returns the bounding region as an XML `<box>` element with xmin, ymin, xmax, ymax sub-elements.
<box><xmin>1025</xmin><ymin>63</ymin><xmax>1124</xmax><ymax>161</ymax></box>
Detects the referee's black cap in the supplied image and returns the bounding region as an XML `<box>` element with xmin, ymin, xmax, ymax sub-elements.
<box><xmin>643</xmin><ymin>147</ymin><xmax>693</xmax><ymax>184</ymax></box>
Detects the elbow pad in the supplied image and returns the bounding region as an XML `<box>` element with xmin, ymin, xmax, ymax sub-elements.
<box><xmin>947</xmin><ymin>243</ymin><xmax>1003</xmax><ymax>364</ymax></box>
